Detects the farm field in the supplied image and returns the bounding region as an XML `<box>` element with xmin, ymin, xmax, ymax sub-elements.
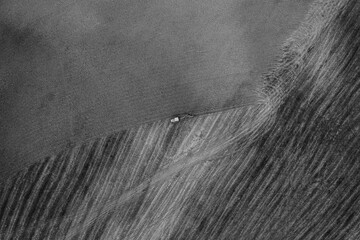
<box><xmin>0</xmin><ymin>0</ymin><xmax>312</xmax><ymax>181</ymax></box>
<box><xmin>3</xmin><ymin>0</ymin><xmax>360</xmax><ymax>239</ymax></box>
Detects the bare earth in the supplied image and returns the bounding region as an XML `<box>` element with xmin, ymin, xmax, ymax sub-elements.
<box><xmin>0</xmin><ymin>0</ymin><xmax>312</xmax><ymax>181</ymax></box>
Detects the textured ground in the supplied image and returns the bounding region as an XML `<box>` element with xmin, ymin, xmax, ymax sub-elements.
<box><xmin>1</xmin><ymin>0</ymin><xmax>360</xmax><ymax>239</ymax></box>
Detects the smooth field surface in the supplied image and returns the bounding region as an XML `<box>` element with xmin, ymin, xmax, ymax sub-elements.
<box><xmin>0</xmin><ymin>0</ymin><xmax>312</xmax><ymax>181</ymax></box>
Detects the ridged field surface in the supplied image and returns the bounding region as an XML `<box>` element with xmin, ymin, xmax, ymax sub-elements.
<box><xmin>1</xmin><ymin>0</ymin><xmax>360</xmax><ymax>239</ymax></box>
